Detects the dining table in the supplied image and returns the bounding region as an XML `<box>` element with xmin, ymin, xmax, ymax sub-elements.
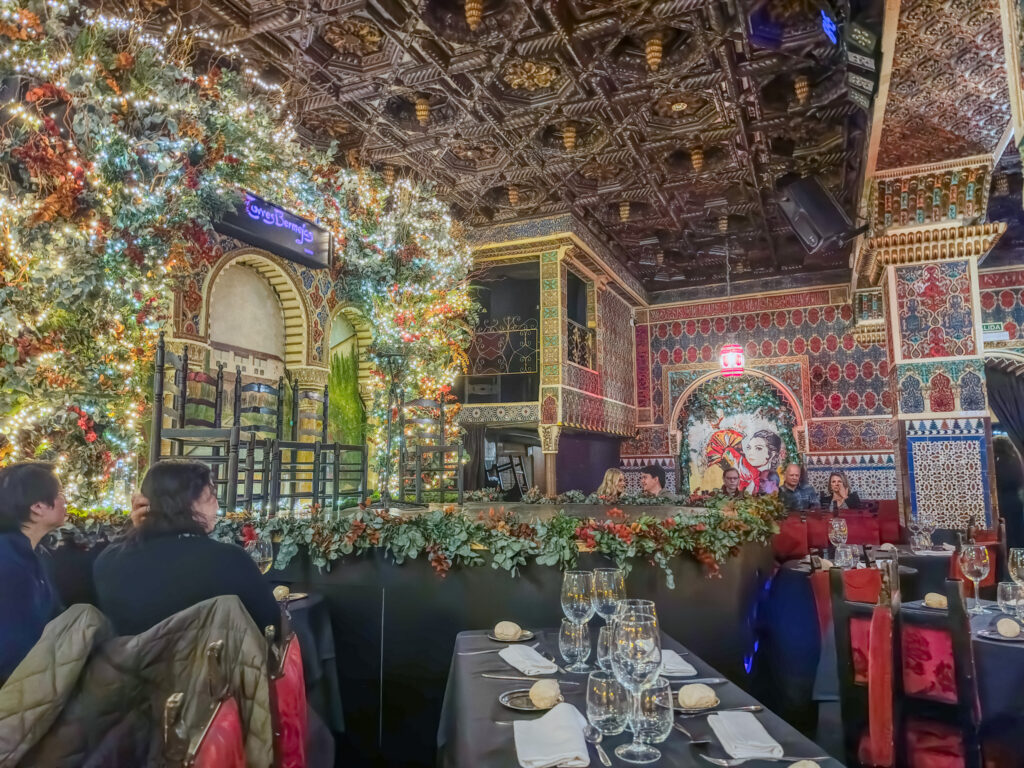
<box><xmin>437</xmin><ymin>627</ymin><xmax>845</xmax><ymax>768</ymax></box>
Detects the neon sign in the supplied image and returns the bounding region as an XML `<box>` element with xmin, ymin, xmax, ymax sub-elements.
<box><xmin>214</xmin><ymin>191</ymin><xmax>332</xmax><ymax>270</ymax></box>
<box><xmin>820</xmin><ymin>9</ymin><xmax>838</xmax><ymax>44</ymax></box>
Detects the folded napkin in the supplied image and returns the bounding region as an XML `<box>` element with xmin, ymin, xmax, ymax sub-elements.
<box><xmin>500</xmin><ymin>645</ymin><xmax>559</xmax><ymax>676</ymax></box>
<box><xmin>661</xmin><ymin>649</ymin><xmax>697</xmax><ymax>676</ymax></box>
<box><xmin>913</xmin><ymin>548</ymin><xmax>953</xmax><ymax>556</ymax></box>
<box><xmin>707</xmin><ymin>711</ymin><xmax>784</xmax><ymax>760</ymax></box>
<box><xmin>514</xmin><ymin>702</ymin><xmax>590</xmax><ymax>768</ymax></box>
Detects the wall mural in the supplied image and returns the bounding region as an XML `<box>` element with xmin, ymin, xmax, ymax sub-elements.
<box><xmin>677</xmin><ymin>376</ymin><xmax>799</xmax><ymax>497</ymax></box>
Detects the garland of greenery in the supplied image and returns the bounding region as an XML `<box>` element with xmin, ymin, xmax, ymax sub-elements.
<box><xmin>0</xmin><ymin>0</ymin><xmax>476</xmax><ymax>504</ymax></box>
<box><xmin>51</xmin><ymin>494</ymin><xmax>782</xmax><ymax>587</ymax></box>
<box><xmin>677</xmin><ymin>375</ymin><xmax>800</xmax><ymax>497</ymax></box>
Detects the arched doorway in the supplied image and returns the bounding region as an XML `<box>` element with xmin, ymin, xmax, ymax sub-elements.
<box><xmin>670</xmin><ymin>370</ymin><xmax>803</xmax><ymax>496</ymax></box>
<box><xmin>328</xmin><ymin>304</ymin><xmax>372</xmax><ymax>444</ymax></box>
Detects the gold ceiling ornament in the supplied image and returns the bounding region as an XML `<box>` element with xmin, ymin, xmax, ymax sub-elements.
<box><xmin>415</xmin><ymin>95</ymin><xmax>430</xmax><ymax>126</ymax></box>
<box><xmin>465</xmin><ymin>0</ymin><xmax>483</xmax><ymax>31</ymax></box>
<box><xmin>323</xmin><ymin>18</ymin><xmax>384</xmax><ymax>57</ymax></box>
<box><xmin>690</xmin><ymin>147</ymin><xmax>704</xmax><ymax>172</ymax></box>
<box><xmin>645</xmin><ymin>34</ymin><xmax>663</xmax><ymax>72</ymax></box>
<box><xmin>619</xmin><ymin>201</ymin><xmax>630</xmax><ymax>222</ymax></box>
<box><xmin>794</xmin><ymin>75</ymin><xmax>809</xmax><ymax>105</ymax></box>
<box><xmin>383</xmin><ymin>164</ymin><xmax>396</xmax><ymax>185</ymax></box>
<box><xmin>502</xmin><ymin>58</ymin><xmax>561</xmax><ymax>91</ymax></box>
<box><xmin>655</xmin><ymin>250</ymin><xmax>664</xmax><ymax>266</ymax></box>
<box><xmin>562</xmin><ymin>122</ymin><xmax>577</xmax><ymax>151</ymax></box>
<box><xmin>507</xmin><ymin>185</ymin><xmax>519</xmax><ymax>206</ymax></box>
<box><xmin>718</xmin><ymin>215</ymin><xmax>728</xmax><ymax>234</ymax></box>
<box><xmin>346</xmin><ymin>147</ymin><xmax>361</xmax><ymax>169</ymax></box>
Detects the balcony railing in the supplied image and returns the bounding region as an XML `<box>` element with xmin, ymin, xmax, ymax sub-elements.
<box><xmin>567</xmin><ymin>318</ymin><xmax>595</xmax><ymax>369</ymax></box>
<box><xmin>467</xmin><ymin>316</ymin><xmax>539</xmax><ymax>375</ymax></box>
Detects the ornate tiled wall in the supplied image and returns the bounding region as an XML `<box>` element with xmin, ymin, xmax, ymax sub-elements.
<box><xmin>598</xmin><ymin>289</ymin><xmax>636</xmax><ymax>409</ymax></box>
<box><xmin>893</xmin><ymin>261</ymin><xmax>977</xmax><ymax>359</ymax></box>
<box><xmin>904</xmin><ymin>419</ymin><xmax>992</xmax><ymax>527</ymax></box>
<box><xmin>873</xmin><ymin>165</ymin><xmax>989</xmax><ymax>230</ymax></box>
<box><xmin>806</xmin><ymin>454</ymin><xmax>899</xmax><ymax>501</ymax></box>
<box><xmin>980</xmin><ymin>267</ymin><xmax>1024</xmax><ymax>345</ymax></box>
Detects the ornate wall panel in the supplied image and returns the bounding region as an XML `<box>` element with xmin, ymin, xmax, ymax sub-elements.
<box><xmin>460</xmin><ymin>403</ymin><xmax>540</xmax><ymax>424</ymax></box>
<box><xmin>620</xmin><ymin>457</ymin><xmax>677</xmax><ymax>496</ymax></box>
<box><xmin>539</xmin><ymin>250</ymin><xmax>561</xmax><ymax>387</ymax></box>
<box><xmin>806</xmin><ymin>420</ymin><xmax>895</xmax><ymax>452</ymax></box>
<box><xmin>598</xmin><ymin>289</ymin><xmax>636</xmax><ymax>408</ymax></box>
<box><xmin>980</xmin><ymin>268</ymin><xmax>1024</xmax><ymax>345</ymax></box>
<box><xmin>905</xmin><ymin>418</ymin><xmax>992</xmax><ymax>527</ymax></box>
<box><xmin>806</xmin><ymin>454</ymin><xmax>898</xmax><ymax>501</ymax></box>
<box><xmin>893</xmin><ymin>260</ymin><xmax>977</xmax><ymax>359</ymax></box>
<box><xmin>634</xmin><ymin>323</ymin><xmax>651</xmax><ymax>412</ymax></box>
<box><xmin>561</xmin><ymin>389</ymin><xmax>634</xmax><ymax>437</ymax></box>
<box><xmin>620</xmin><ymin>426</ymin><xmax>672</xmax><ymax>458</ymax></box>
<box><xmin>895</xmin><ymin>359</ymin><xmax>988</xmax><ymax>415</ymax></box>
<box><xmin>873</xmin><ymin>165</ymin><xmax>989</xmax><ymax>230</ymax></box>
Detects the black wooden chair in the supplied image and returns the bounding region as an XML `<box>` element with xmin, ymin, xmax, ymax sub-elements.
<box><xmin>316</xmin><ymin>442</ymin><xmax>369</xmax><ymax>510</ymax></box>
<box><xmin>235</xmin><ymin>371</ymin><xmax>285</xmax><ymax>439</ymax></box>
<box><xmin>413</xmin><ymin>444</ymin><xmax>464</xmax><ymax>504</ymax></box>
<box><xmin>292</xmin><ymin>383</ymin><xmax>329</xmax><ymax>443</ymax></box>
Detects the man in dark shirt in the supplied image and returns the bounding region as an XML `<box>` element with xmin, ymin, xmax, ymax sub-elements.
<box><xmin>778</xmin><ymin>463</ymin><xmax>821</xmax><ymax>511</ymax></box>
<box><xmin>639</xmin><ymin>464</ymin><xmax>671</xmax><ymax>498</ymax></box>
<box><xmin>719</xmin><ymin>467</ymin><xmax>744</xmax><ymax>498</ymax></box>
<box><xmin>0</xmin><ymin>463</ymin><xmax>66</xmax><ymax>681</ymax></box>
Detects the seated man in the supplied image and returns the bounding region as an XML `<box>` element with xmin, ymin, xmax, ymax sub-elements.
<box><xmin>639</xmin><ymin>464</ymin><xmax>671</xmax><ymax>498</ymax></box>
<box><xmin>778</xmin><ymin>463</ymin><xmax>820</xmax><ymax>511</ymax></box>
<box><xmin>719</xmin><ymin>467</ymin><xmax>744</xmax><ymax>499</ymax></box>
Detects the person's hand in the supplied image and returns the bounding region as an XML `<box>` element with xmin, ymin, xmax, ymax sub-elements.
<box><xmin>130</xmin><ymin>493</ymin><xmax>149</xmax><ymax>526</ymax></box>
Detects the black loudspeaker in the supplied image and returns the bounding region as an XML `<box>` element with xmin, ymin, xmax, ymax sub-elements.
<box><xmin>775</xmin><ymin>174</ymin><xmax>862</xmax><ymax>254</ymax></box>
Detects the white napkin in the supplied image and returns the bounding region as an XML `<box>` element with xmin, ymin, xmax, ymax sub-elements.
<box><xmin>513</xmin><ymin>702</ymin><xmax>590</xmax><ymax>768</ymax></box>
<box><xmin>913</xmin><ymin>548</ymin><xmax>953</xmax><ymax>556</ymax></box>
<box><xmin>660</xmin><ymin>649</ymin><xmax>697</xmax><ymax>676</ymax></box>
<box><xmin>499</xmin><ymin>645</ymin><xmax>558</xmax><ymax>676</ymax></box>
<box><xmin>707</xmin><ymin>711</ymin><xmax>784</xmax><ymax>760</ymax></box>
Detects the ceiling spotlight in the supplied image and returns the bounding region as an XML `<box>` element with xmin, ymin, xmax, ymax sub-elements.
<box><xmin>645</xmin><ymin>34</ymin><xmax>663</xmax><ymax>72</ymax></box>
<box><xmin>415</xmin><ymin>95</ymin><xmax>430</xmax><ymax>126</ymax></box>
<box><xmin>508</xmin><ymin>185</ymin><xmax>519</xmax><ymax>206</ymax></box>
<box><xmin>562</xmin><ymin>122</ymin><xmax>577</xmax><ymax>151</ymax></box>
<box><xmin>465</xmin><ymin>0</ymin><xmax>482</xmax><ymax>31</ymax></box>
<box><xmin>670</xmin><ymin>100</ymin><xmax>687</xmax><ymax>112</ymax></box>
<box><xmin>619</xmin><ymin>201</ymin><xmax>630</xmax><ymax>222</ymax></box>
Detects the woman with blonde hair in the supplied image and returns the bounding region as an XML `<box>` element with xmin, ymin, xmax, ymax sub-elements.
<box><xmin>595</xmin><ymin>468</ymin><xmax>627</xmax><ymax>502</ymax></box>
<box><xmin>821</xmin><ymin>471</ymin><xmax>861</xmax><ymax>511</ymax></box>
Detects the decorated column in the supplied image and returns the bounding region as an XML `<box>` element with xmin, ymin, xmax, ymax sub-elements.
<box><xmin>878</xmin><ymin>225</ymin><xmax>1003</xmax><ymax>529</ymax></box>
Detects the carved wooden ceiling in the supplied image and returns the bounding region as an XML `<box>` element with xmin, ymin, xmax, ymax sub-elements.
<box><xmin>875</xmin><ymin>0</ymin><xmax>1009</xmax><ymax>170</ymax></box>
<box><xmin>154</xmin><ymin>0</ymin><xmax>882</xmax><ymax>290</ymax></box>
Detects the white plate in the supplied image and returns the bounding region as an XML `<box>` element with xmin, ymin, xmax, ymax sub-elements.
<box><xmin>486</xmin><ymin>630</ymin><xmax>535</xmax><ymax>643</ymax></box>
<box><xmin>498</xmin><ymin>688</ymin><xmax>562</xmax><ymax>711</ymax></box>
<box><xmin>977</xmin><ymin>628</ymin><xmax>1024</xmax><ymax>642</ymax></box>
<box><xmin>675</xmin><ymin>697</ymin><xmax>721</xmax><ymax>715</ymax></box>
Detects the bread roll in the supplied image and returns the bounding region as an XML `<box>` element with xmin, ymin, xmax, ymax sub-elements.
<box><xmin>273</xmin><ymin>585</ymin><xmax>290</xmax><ymax>601</ymax></box>
<box><xmin>528</xmin><ymin>679</ymin><xmax>561</xmax><ymax>708</ymax></box>
<box><xmin>923</xmin><ymin>592</ymin><xmax>948</xmax><ymax>609</ymax></box>
<box><xmin>677</xmin><ymin>683</ymin><xmax>718</xmax><ymax>709</ymax></box>
<box><xmin>996</xmin><ymin>618</ymin><xmax>1021</xmax><ymax>638</ymax></box>
<box><xmin>494</xmin><ymin>621</ymin><xmax>522</xmax><ymax>641</ymax></box>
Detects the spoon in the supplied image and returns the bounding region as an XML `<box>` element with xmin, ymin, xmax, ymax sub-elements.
<box><xmin>584</xmin><ymin>724</ymin><xmax>612</xmax><ymax>767</ymax></box>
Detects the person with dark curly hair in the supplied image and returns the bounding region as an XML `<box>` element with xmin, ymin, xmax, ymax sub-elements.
<box><xmin>0</xmin><ymin>462</ymin><xmax>66</xmax><ymax>681</ymax></box>
<box><xmin>93</xmin><ymin>460</ymin><xmax>279</xmax><ymax>636</ymax></box>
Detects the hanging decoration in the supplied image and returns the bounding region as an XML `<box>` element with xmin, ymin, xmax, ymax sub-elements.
<box><xmin>719</xmin><ymin>344</ymin><xmax>745</xmax><ymax>377</ymax></box>
<box><xmin>645</xmin><ymin>33</ymin><xmax>663</xmax><ymax>71</ymax></box>
<box><xmin>0</xmin><ymin>0</ymin><xmax>477</xmax><ymax>504</ymax></box>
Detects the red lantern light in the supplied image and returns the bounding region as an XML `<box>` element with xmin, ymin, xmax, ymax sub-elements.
<box><xmin>720</xmin><ymin>343</ymin><xmax>744</xmax><ymax>377</ymax></box>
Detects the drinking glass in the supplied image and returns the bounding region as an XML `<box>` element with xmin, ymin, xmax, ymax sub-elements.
<box><xmin>1009</xmin><ymin>549</ymin><xmax>1024</xmax><ymax>620</ymax></box>
<box><xmin>635</xmin><ymin>677</ymin><xmax>674</xmax><ymax>746</ymax></box>
<box><xmin>596</xmin><ymin>625</ymin><xmax>614</xmax><ymax>671</ymax></box>
<box><xmin>610</xmin><ymin>612</ymin><xmax>662</xmax><ymax>764</ymax></box>
<box><xmin>559</xmin><ymin>619</ymin><xmax>590</xmax><ymax>670</ymax></box>
<box><xmin>593</xmin><ymin>568</ymin><xmax>626</xmax><ymax>621</ymax></box>
<box><xmin>614</xmin><ymin>599</ymin><xmax>657</xmax><ymax>622</ymax></box>
<box><xmin>959</xmin><ymin>545</ymin><xmax>991</xmax><ymax>615</ymax></box>
<box><xmin>834</xmin><ymin>544</ymin><xmax>857</xmax><ymax>570</ymax></box>
<box><xmin>245</xmin><ymin>538</ymin><xmax>274</xmax><ymax>574</ymax></box>
<box><xmin>829</xmin><ymin>517</ymin><xmax>848</xmax><ymax>549</ymax></box>
<box><xmin>919</xmin><ymin>516</ymin><xmax>937</xmax><ymax>549</ymax></box>
<box><xmin>586</xmin><ymin>670</ymin><xmax>629</xmax><ymax>737</ymax></box>
<box><xmin>908</xmin><ymin>518</ymin><xmax>923</xmax><ymax>549</ymax></box>
<box><xmin>561</xmin><ymin>571</ymin><xmax>595</xmax><ymax>672</ymax></box>
<box><xmin>997</xmin><ymin>582</ymin><xmax>1021</xmax><ymax>615</ymax></box>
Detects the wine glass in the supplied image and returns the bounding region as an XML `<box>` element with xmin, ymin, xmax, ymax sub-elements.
<box><xmin>559</xmin><ymin>619</ymin><xmax>591</xmax><ymax>670</ymax></box>
<box><xmin>596</xmin><ymin>625</ymin><xmax>614</xmax><ymax>671</ymax></box>
<box><xmin>561</xmin><ymin>571</ymin><xmax>595</xmax><ymax>672</ymax></box>
<box><xmin>1008</xmin><ymin>549</ymin><xmax>1024</xmax><ymax>620</ymax></box>
<box><xmin>610</xmin><ymin>612</ymin><xmax>662</xmax><ymax>764</ymax></box>
<box><xmin>829</xmin><ymin>517</ymin><xmax>848</xmax><ymax>551</ymax></box>
<box><xmin>908</xmin><ymin>518</ymin><xmax>923</xmax><ymax>550</ymax></box>
<box><xmin>614</xmin><ymin>599</ymin><xmax>657</xmax><ymax>622</ymax></box>
<box><xmin>635</xmin><ymin>677</ymin><xmax>674</xmax><ymax>747</ymax></box>
<box><xmin>586</xmin><ymin>670</ymin><xmax>629</xmax><ymax>736</ymax></box>
<box><xmin>958</xmin><ymin>545</ymin><xmax>990</xmax><ymax>615</ymax></box>
<box><xmin>246</xmin><ymin>537</ymin><xmax>274</xmax><ymax>574</ymax></box>
<box><xmin>593</xmin><ymin>568</ymin><xmax>626</xmax><ymax>622</ymax></box>
<box><xmin>919</xmin><ymin>515</ymin><xmax>937</xmax><ymax>549</ymax></box>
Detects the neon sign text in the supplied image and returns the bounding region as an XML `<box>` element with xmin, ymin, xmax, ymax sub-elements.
<box><xmin>244</xmin><ymin>194</ymin><xmax>314</xmax><ymax>246</ymax></box>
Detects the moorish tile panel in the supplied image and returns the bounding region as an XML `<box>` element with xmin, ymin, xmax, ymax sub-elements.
<box><xmin>980</xmin><ymin>268</ymin><xmax>1024</xmax><ymax>344</ymax></box>
<box><xmin>895</xmin><ymin>360</ymin><xmax>987</xmax><ymax>415</ymax></box>
<box><xmin>806</xmin><ymin>454</ymin><xmax>898</xmax><ymax>501</ymax></box>
<box><xmin>806</xmin><ymin>419</ymin><xmax>895</xmax><ymax>452</ymax></box>
<box><xmin>598</xmin><ymin>289</ymin><xmax>635</xmax><ymax>407</ymax></box>
<box><xmin>893</xmin><ymin>260</ymin><xmax>977</xmax><ymax>360</ymax></box>
<box><xmin>873</xmin><ymin>165</ymin><xmax>989</xmax><ymax>231</ymax></box>
<box><xmin>620</xmin><ymin>426</ymin><xmax>672</xmax><ymax>457</ymax></box>
<box><xmin>459</xmin><ymin>403</ymin><xmax>540</xmax><ymax>424</ymax></box>
<box><xmin>905</xmin><ymin>418</ymin><xmax>991</xmax><ymax>527</ymax></box>
<box><xmin>635</xmin><ymin>323</ymin><xmax>651</xmax><ymax>412</ymax></box>
<box><xmin>620</xmin><ymin>457</ymin><xmax>676</xmax><ymax>495</ymax></box>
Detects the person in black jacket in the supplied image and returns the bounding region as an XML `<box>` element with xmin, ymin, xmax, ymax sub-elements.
<box><xmin>0</xmin><ymin>462</ymin><xmax>65</xmax><ymax>681</ymax></box>
<box><xmin>94</xmin><ymin>460</ymin><xmax>279</xmax><ymax>636</ymax></box>
<box><xmin>821</xmin><ymin>471</ymin><xmax>861</xmax><ymax>511</ymax></box>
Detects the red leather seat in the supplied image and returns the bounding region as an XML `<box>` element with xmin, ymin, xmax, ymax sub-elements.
<box><xmin>844</xmin><ymin>512</ymin><xmax>881</xmax><ymax>547</ymax></box>
<box><xmin>875</xmin><ymin>501</ymin><xmax>900</xmax><ymax>544</ymax></box>
<box><xmin>193</xmin><ymin>696</ymin><xmax>246</xmax><ymax>768</ymax></box>
<box><xmin>271</xmin><ymin>635</ymin><xmax>308</xmax><ymax>768</ymax></box>
<box><xmin>773</xmin><ymin>515</ymin><xmax>809</xmax><ymax>561</ymax></box>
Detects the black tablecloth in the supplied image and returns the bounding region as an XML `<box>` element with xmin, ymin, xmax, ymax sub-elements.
<box><xmin>815</xmin><ymin>599</ymin><xmax>1024</xmax><ymax>721</ymax></box>
<box><xmin>869</xmin><ymin>546</ymin><xmax>951</xmax><ymax>599</ymax></box>
<box><xmin>282</xmin><ymin>593</ymin><xmax>345</xmax><ymax>734</ymax></box>
<box><xmin>437</xmin><ymin>628</ymin><xmax>844</xmax><ymax>768</ymax></box>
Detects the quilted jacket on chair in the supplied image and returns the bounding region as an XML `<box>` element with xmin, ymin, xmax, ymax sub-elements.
<box><xmin>0</xmin><ymin>595</ymin><xmax>275</xmax><ymax>768</ymax></box>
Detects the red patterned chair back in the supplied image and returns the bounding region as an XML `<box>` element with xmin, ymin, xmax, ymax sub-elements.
<box><xmin>268</xmin><ymin>624</ymin><xmax>308</xmax><ymax>768</ymax></box>
<box><xmin>192</xmin><ymin>696</ymin><xmax>247</xmax><ymax>768</ymax></box>
<box><xmin>844</xmin><ymin>512</ymin><xmax>881</xmax><ymax>547</ymax></box>
<box><xmin>830</xmin><ymin>560</ymin><xmax>900</xmax><ymax>767</ymax></box>
<box><xmin>773</xmin><ymin>514</ymin><xmax>809</xmax><ymax>561</ymax></box>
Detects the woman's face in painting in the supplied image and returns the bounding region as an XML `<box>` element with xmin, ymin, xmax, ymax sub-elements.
<box><xmin>745</xmin><ymin>436</ymin><xmax>771</xmax><ymax>469</ymax></box>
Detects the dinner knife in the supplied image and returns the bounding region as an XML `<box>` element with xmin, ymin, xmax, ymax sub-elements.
<box><xmin>481</xmin><ymin>673</ymin><xmax>580</xmax><ymax>684</ymax></box>
<box><xmin>670</xmin><ymin>677</ymin><xmax>727</xmax><ymax>685</ymax></box>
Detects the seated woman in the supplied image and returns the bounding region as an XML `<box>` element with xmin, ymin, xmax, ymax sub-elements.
<box><xmin>595</xmin><ymin>468</ymin><xmax>627</xmax><ymax>502</ymax></box>
<box><xmin>0</xmin><ymin>462</ymin><xmax>66</xmax><ymax>681</ymax></box>
<box><xmin>821</xmin><ymin>471</ymin><xmax>861</xmax><ymax>511</ymax></box>
<box><xmin>94</xmin><ymin>460</ymin><xmax>279</xmax><ymax>636</ymax></box>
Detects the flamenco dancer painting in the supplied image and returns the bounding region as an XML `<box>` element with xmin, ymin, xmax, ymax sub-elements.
<box><xmin>686</xmin><ymin>417</ymin><xmax>785</xmax><ymax>496</ymax></box>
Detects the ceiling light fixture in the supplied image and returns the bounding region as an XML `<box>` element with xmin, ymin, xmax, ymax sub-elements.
<box><xmin>562</xmin><ymin>122</ymin><xmax>577</xmax><ymax>151</ymax></box>
<box><xmin>691</xmin><ymin>147</ymin><xmax>704</xmax><ymax>173</ymax></box>
<box><xmin>415</xmin><ymin>95</ymin><xmax>430</xmax><ymax>126</ymax></box>
<box><xmin>645</xmin><ymin>34</ymin><xmax>662</xmax><ymax>72</ymax></box>
<box><xmin>619</xmin><ymin>201</ymin><xmax>630</xmax><ymax>222</ymax></box>
<box><xmin>507</xmin><ymin>185</ymin><xmax>519</xmax><ymax>206</ymax></box>
<box><xmin>465</xmin><ymin>0</ymin><xmax>482</xmax><ymax>31</ymax></box>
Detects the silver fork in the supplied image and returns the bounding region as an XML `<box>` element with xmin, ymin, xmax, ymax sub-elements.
<box><xmin>700</xmin><ymin>754</ymin><xmax>832</xmax><ymax>766</ymax></box>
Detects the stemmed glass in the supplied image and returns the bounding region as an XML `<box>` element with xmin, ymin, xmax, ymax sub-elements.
<box><xmin>958</xmin><ymin>545</ymin><xmax>991</xmax><ymax>615</ymax></box>
<box><xmin>919</xmin><ymin>515</ymin><xmax>937</xmax><ymax>549</ymax></box>
<box><xmin>593</xmin><ymin>568</ymin><xmax>626</xmax><ymax>622</ymax></box>
<box><xmin>246</xmin><ymin>537</ymin><xmax>274</xmax><ymax>574</ymax></box>
<box><xmin>1008</xmin><ymin>549</ymin><xmax>1024</xmax><ymax>620</ymax></box>
<box><xmin>560</xmin><ymin>571</ymin><xmax>595</xmax><ymax>672</ymax></box>
<box><xmin>828</xmin><ymin>517</ymin><xmax>848</xmax><ymax>556</ymax></box>
<box><xmin>908</xmin><ymin>518</ymin><xmax>923</xmax><ymax>550</ymax></box>
<box><xmin>610</xmin><ymin>612</ymin><xmax>663</xmax><ymax>764</ymax></box>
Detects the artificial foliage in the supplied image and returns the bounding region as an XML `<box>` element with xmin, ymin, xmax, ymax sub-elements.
<box><xmin>54</xmin><ymin>494</ymin><xmax>781</xmax><ymax>586</ymax></box>
<box><xmin>678</xmin><ymin>374</ymin><xmax>800</xmax><ymax>496</ymax></box>
<box><xmin>328</xmin><ymin>346</ymin><xmax>365</xmax><ymax>446</ymax></box>
<box><xmin>0</xmin><ymin>0</ymin><xmax>476</xmax><ymax>504</ymax></box>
